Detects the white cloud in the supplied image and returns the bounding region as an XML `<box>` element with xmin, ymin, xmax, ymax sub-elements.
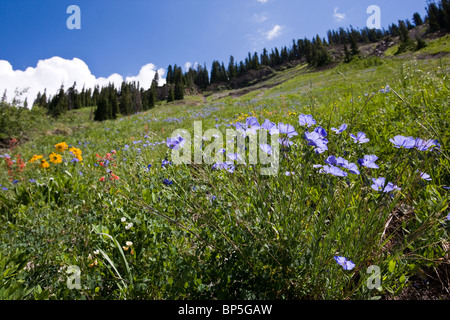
<box><xmin>254</xmin><ymin>13</ymin><xmax>268</xmax><ymax>23</ymax></box>
<box><xmin>184</xmin><ymin>62</ymin><xmax>192</xmax><ymax>72</ymax></box>
<box><xmin>265</xmin><ymin>25</ymin><xmax>283</xmax><ymax>40</ymax></box>
<box><xmin>333</xmin><ymin>7</ymin><xmax>346</xmax><ymax>22</ymax></box>
<box><xmin>0</xmin><ymin>57</ymin><xmax>165</xmax><ymax>107</ymax></box>
<box><xmin>256</xmin><ymin>0</ymin><xmax>268</xmax><ymax>3</ymax></box>
<box><xmin>183</xmin><ymin>61</ymin><xmax>199</xmax><ymax>72</ymax></box>
<box><xmin>125</xmin><ymin>63</ymin><xmax>166</xmax><ymax>89</ymax></box>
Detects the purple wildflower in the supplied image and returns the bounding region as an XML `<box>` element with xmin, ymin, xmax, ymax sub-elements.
<box><xmin>350</xmin><ymin>132</ymin><xmax>370</xmax><ymax>144</ymax></box>
<box><xmin>414</xmin><ymin>138</ymin><xmax>436</xmax><ymax>151</ymax></box>
<box><xmin>371</xmin><ymin>177</ymin><xmax>386</xmax><ymax>191</ymax></box>
<box><xmin>418</xmin><ymin>171</ymin><xmax>431</xmax><ymax>181</ymax></box>
<box><xmin>358</xmin><ymin>155</ymin><xmax>379</xmax><ymax>169</ymax></box>
<box><xmin>320</xmin><ymin>165</ymin><xmax>348</xmax><ymax>177</ymax></box>
<box><xmin>259</xmin><ymin>144</ymin><xmax>272</xmax><ymax>155</ymax></box>
<box><xmin>261</xmin><ymin>119</ymin><xmax>277</xmax><ymax>132</ymax></box>
<box><xmin>331</xmin><ymin>124</ymin><xmax>348</xmax><ymax>134</ymax></box>
<box><xmin>298</xmin><ymin>114</ymin><xmax>317</xmax><ymax>127</ymax></box>
<box><xmin>166</xmin><ymin>136</ymin><xmax>186</xmax><ymax>150</ymax></box>
<box><xmin>334</xmin><ymin>256</ymin><xmax>356</xmax><ymax>270</ymax></box>
<box><xmin>389</xmin><ymin>135</ymin><xmax>416</xmax><ymax>149</ymax></box>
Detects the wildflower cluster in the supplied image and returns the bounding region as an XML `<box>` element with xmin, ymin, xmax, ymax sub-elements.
<box><xmin>96</xmin><ymin>150</ymin><xmax>120</xmax><ymax>182</ymax></box>
<box><xmin>28</xmin><ymin>142</ymin><xmax>83</xmax><ymax>170</ymax></box>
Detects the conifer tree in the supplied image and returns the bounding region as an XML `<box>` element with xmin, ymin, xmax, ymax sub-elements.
<box><xmin>94</xmin><ymin>89</ymin><xmax>111</xmax><ymax>122</ymax></box>
<box><xmin>119</xmin><ymin>82</ymin><xmax>132</xmax><ymax>115</ymax></box>
<box><xmin>48</xmin><ymin>85</ymin><xmax>68</xmax><ymax>118</ymax></box>
<box><xmin>174</xmin><ymin>80</ymin><xmax>184</xmax><ymax>100</ymax></box>
<box><xmin>167</xmin><ymin>86</ymin><xmax>174</xmax><ymax>102</ymax></box>
<box><xmin>228</xmin><ymin>56</ymin><xmax>237</xmax><ymax>80</ymax></box>
<box><xmin>396</xmin><ymin>20</ymin><xmax>414</xmax><ymax>54</ymax></box>
<box><xmin>344</xmin><ymin>44</ymin><xmax>352</xmax><ymax>63</ymax></box>
<box><xmin>349</xmin><ymin>33</ymin><xmax>360</xmax><ymax>57</ymax></box>
<box><xmin>413</xmin><ymin>12</ymin><xmax>423</xmax><ymax>26</ymax></box>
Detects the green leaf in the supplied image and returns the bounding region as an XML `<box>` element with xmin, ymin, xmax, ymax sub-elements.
<box><xmin>389</xmin><ymin>260</ymin><xmax>396</xmax><ymax>273</ymax></box>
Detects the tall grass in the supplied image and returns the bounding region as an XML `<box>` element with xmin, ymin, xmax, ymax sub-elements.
<box><xmin>0</xmin><ymin>56</ymin><xmax>448</xmax><ymax>300</ymax></box>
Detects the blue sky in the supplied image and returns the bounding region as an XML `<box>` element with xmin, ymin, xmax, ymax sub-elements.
<box><xmin>0</xmin><ymin>0</ymin><xmax>429</xmax><ymax>103</ymax></box>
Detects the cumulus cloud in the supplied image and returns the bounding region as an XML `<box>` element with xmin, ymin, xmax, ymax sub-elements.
<box><xmin>125</xmin><ymin>63</ymin><xmax>165</xmax><ymax>89</ymax></box>
<box><xmin>256</xmin><ymin>0</ymin><xmax>268</xmax><ymax>3</ymax></box>
<box><xmin>333</xmin><ymin>7</ymin><xmax>346</xmax><ymax>22</ymax></box>
<box><xmin>265</xmin><ymin>25</ymin><xmax>283</xmax><ymax>40</ymax></box>
<box><xmin>0</xmin><ymin>56</ymin><xmax>165</xmax><ymax>107</ymax></box>
<box><xmin>254</xmin><ymin>13</ymin><xmax>268</xmax><ymax>23</ymax></box>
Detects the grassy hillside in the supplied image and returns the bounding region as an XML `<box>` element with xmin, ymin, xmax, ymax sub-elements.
<box><xmin>0</xmin><ymin>39</ymin><xmax>449</xmax><ymax>300</ymax></box>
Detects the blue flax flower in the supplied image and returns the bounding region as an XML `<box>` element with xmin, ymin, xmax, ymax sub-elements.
<box><xmin>389</xmin><ymin>135</ymin><xmax>416</xmax><ymax>149</ymax></box>
<box><xmin>335</xmin><ymin>157</ymin><xmax>360</xmax><ymax>175</ymax></box>
<box><xmin>213</xmin><ymin>162</ymin><xmax>235</xmax><ymax>173</ymax></box>
<box><xmin>334</xmin><ymin>256</ymin><xmax>355</xmax><ymax>270</ymax></box>
<box><xmin>414</xmin><ymin>138</ymin><xmax>436</xmax><ymax>151</ymax></box>
<box><xmin>166</xmin><ymin>136</ymin><xmax>186</xmax><ymax>150</ymax></box>
<box><xmin>162</xmin><ymin>159</ymin><xmax>172</xmax><ymax>168</ymax></box>
<box><xmin>358</xmin><ymin>155</ymin><xmax>379</xmax><ymax>169</ymax></box>
<box><xmin>418</xmin><ymin>171</ymin><xmax>431</xmax><ymax>181</ymax></box>
<box><xmin>304</xmin><ymin>131</ymin><xmax>328</xmax><ymax>154</ymax></box>
<box><xmin>259</xmin><ymin>144</ymin><xmax>272</xmax><ymax>155</ymax></box>
<box><xmin>371</xmin><ymin>178</ymin><xmax>400</xmax><ymax>193</ymax></box>
<box><xmin>371</xmin><ymin>177</ymin><xmax>386</xmax><ymax>191</ymax></box>
<box><xmin>331</xmin><ymin>124</ymin><xmax>348</xmax><ymax>134</ymax></box>
<box><xmin>277</xmin><ymin>123</ymin><xmax>298</xmax><ymax>138</ymax></box>
<box><xmin>298</xmin><ymin>114</ymin><xmax>316</xmax><ymax>127</ymax></box>
<box><xmin>163</xmin><ymin>179</ymin><xmax>173</xmax><ymax>186</ymax></box>
<box><xmin>261</xmin><ymin>119</ymin><xmax>277</xmax><ymax>132</ymax></box>
<box><xmin>350</xmin><ymin>132</ymin><xmax>370</xmax><ymax>144</ymax></box>
<box><xmin>320</xmin><ymin>165</ymin><xmax>348</xmax><ymax>177</ymax></box>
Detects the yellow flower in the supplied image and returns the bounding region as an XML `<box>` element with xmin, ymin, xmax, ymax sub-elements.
<box><xmin>39</xmin><ymin>159</ymin><xmax>50</xmax><ymax>169</ymax></box>
<box><xmin>55</xmin><ymin>142</ymin><xmax>69</xmax><ymax>153</ymax></box>
<box><xmin>49</xmin><ymin>152</ymin><xmax>62</xmax><ymax>164</ymax></box>
<box><xmin>69</xmin><ymin>147</ymin><xmax>82</xmax><ymax>157</ymax></box>
<box><xmin>29</xmin><ymin>155</ymin><xmax>43</xmax><ymax>163</ymax></box>
<box><xmin>75</xmin><ymin>154</ymin><xmax>83</xmax><ymax>162</ymax></box>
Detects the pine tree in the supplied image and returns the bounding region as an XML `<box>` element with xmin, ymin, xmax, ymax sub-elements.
<box><xmin>260</xmin><ymin>48</ymin><xmax>270</xmax><ymax>66</ymax></box>
<box><xmin>94</xmin><ymin>90</ymin><xmax>111</xmax><ymax>122</ymax></box>
<box><xmin>350</xmin><ymin>33</ymin><xmax>360</xmax><ymax>57</ymax></box>
<box><xmin>174</xmin><ymin>80</ymin><xmax>184</xmax><ymax>100</ymax></box>
<box><xmin>427</xmin><ymin>2</ymin><xmax>442</xmax><ymax>32</ymax></box>
<box><xmin>406</xmin><ymin>19</ymin><xmax>414</xmax><ymax>30</ymax></box>
<box><xmin>132</xmin><ymin>82</ymin><xmax>142</xmax><ymax>113</ymax></box>
<box><xmin>228</xmin><ymin>56</ymin><xmax>237</xmax><ymax>80</ymax></box>
<box><xmin>167</xmin><ymin>65</ymin><xmax>173</xmax><ymax>84</ymax></box>
<box><xmin>48</xmin><ymin>86</ymin><xmax>68</xmax><ymax>118</ymax></box>
<box><xmin>413</xmin><ymin>12</ymin><xmax>423</xmax><ymax>26</ymax></box>
<box><xmin>40</xmin><ymin>90</ymin><xmax>48</xmax><ymax>109</ymax></box>
<box><xmin>34</xmin><ymin>92</ymin><xmax>42</xmax><ymax>107</ymax></box>
<box><xmin>110</xmin><ymin>85</ymin><xmax>120</xmax><ymax>118</ymax></box>
<box><xmin>396</xmin><ymin>20</ymin><xmax>414</xmax><ymax>54</ymax></box>
<box><xmin>344</xmin><ymin>44</ymin><xmax>352</xmax><ymax>63</ymax></box>
<box><xmin>1</xmin><ymin>90</ymin><xmax>7</xmax><ymax>104</ymax></box>
<box><xmin>167</xmin><ymin>86</ymin><xmax>174</xmax><ymax>102</ymax></box>
<box><xmin>119</xmin><ymin>82</ymin><xmax>132</xmax><ymax>115</ymax></box>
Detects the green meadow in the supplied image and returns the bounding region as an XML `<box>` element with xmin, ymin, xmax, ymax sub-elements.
<box><xmin>1</xmin><ymin>51</ymin><xmax>449</xmax><ymax>299</ymax></box>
